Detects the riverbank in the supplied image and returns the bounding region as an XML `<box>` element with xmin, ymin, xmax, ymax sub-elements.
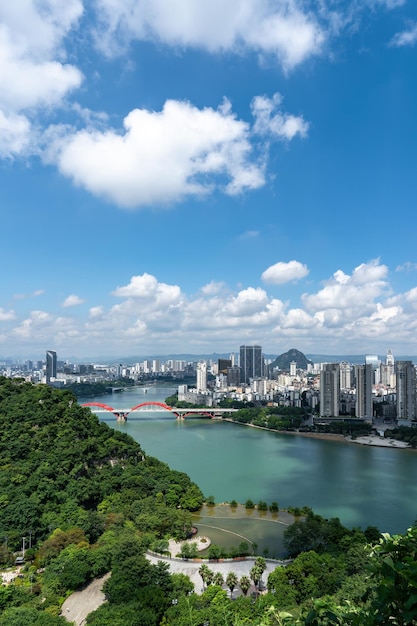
<box><xmin>224</xmin><ymin>418</ymin><xmax>410</xmax><ymax>448</ymax></box>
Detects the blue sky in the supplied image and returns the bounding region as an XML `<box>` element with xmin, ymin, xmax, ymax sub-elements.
<box><xmin>1</xmin><ymin>0</ymin><xmax>417</xmax><ymax>360</ymax></box>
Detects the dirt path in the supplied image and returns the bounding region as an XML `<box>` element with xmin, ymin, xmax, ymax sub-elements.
<box><xmin>61</xmin><ymin>572</ymin><xmax>110</xmax><ymax>626</ymax></box>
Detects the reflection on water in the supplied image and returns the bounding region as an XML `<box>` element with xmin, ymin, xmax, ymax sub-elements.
<box><xmin>192</xmin><ymin>504</ymin><xmax>294</xmax><ymax>558</ymax></box>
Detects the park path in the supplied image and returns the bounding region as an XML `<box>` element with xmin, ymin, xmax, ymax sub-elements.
<box><xmin>61</xmin><ymin>572</ymin><xmax>110</xmax><ymax>626</ymax></box>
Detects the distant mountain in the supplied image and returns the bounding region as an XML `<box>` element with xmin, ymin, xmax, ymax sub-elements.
<box><xmin>269</xmin><ymin>348</ymin><xmax>313</xmax><ymax>372</ymax></box>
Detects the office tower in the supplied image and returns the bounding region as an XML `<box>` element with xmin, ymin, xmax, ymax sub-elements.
<box><xmin>386</xmin><ymin>348</ymin><xmax>394</xmax><ymax>367</ymax></box>
<box><xmin>239</xmin><ymin>345</ymin><xmax>263</xmax><ymax>384</ymax></box>
<box><xmin>355</xmin><ymin>364</ymin><xmax>373</xmax><ymax>420</ymax></box>
<box><xmin>396</xmin><ymin>361</ymin><xmax>417</xmax><ymax>425</ymax></box>
<box><xmin>46</xmin><ymin>350</ymin><xmax>57</xmax><ymax>382</ymax></box>
<box><xmin>320</xmin><ymin>363</ymin><xmax>340</xmax><ymax>417</ymax></box>
<box><xmin>196</xmin><ymin>362</ymin><xmax>207</xmax><ymax>391</ymax></box>
<box><xmin>290</xmin><ymin>361</ymin><xmax>297</xmax><ymax>377</ymax></box>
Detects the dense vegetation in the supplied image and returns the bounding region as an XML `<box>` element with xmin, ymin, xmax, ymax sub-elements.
<box><xmin>230</xmin><ymin>405</ymin><xmax>308</xmax><ymax>430</ymax></box>
<box><xmin>0</xmin><ymin>377</ymin><xmax>416</xmax><ymax>625</ymax></box>
<box><xmin>66</xmin><ymin>379</ymin><xmax>135</xmax><ymax>398</ymax></box>
<box><xmin>384</xmin><ymin>425</ymin><xmax>417</xmax><ymax>447</ymax></box>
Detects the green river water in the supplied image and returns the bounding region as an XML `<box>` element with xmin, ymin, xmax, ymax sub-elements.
<box><xmin>80</xmin><ymin>385</ymin><xmax>417</xmax><ymax>555</ymax></box>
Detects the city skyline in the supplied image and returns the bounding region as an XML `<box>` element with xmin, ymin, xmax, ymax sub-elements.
<box><xmin>1</xmin><ymin>2</ymin><xmax>417</xmax><ymax>358</ymax></box>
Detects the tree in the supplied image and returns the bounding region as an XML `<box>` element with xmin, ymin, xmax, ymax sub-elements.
<box><xmin>239</xmin><ymin>575</ymin><xmax>251</xmax><ymax>596</ymax></box>
<box><xmin>179</xmin><ymin>542</ymin><xmax>198</xmax><ymax>559</ymax></box>
<box><xmin>250</xmin><ymin>564</ymin><xmax>262</xmax><ymax>590</ymax></box>
<box><xmin>226</xmin><ymin>571</ymin><xmax>238</xmax><ymax>598</ymax></box>
<box><xmin>199</xmin><ymin>564</ymin><xmax>212</xmax><ymax>590</ymax></box>
<box><xmin>208</xmin><ymin>544</ymin><xmax>222</xmax><ymax>560</ymax></box>
<box><xmin>367</xmin><ymin>527</ymin><xmax>417</xmax><ymax>625</ymax></box>
<box><xmin>213</xmin><ymin>572</ymin><xmax>224</xmax><ymax>587</ymax></box>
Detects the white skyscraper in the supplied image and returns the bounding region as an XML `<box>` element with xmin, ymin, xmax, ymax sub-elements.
<box><xmin>196</xmin><ymin>362</ymin><xmax>207</xmax><ymax>392</ymax></box>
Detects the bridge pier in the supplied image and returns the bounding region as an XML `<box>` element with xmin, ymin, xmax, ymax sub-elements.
<box><xmin>115</xmin><ymin>412</ymin><xmax>128</xmax><ymax>421</ymax></box>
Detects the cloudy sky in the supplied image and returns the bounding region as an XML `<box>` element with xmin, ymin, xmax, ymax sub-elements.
<box><xmin>1</xmin><ymin>0</ymin><xmax>417</xmax><ymax>360</ymax></box>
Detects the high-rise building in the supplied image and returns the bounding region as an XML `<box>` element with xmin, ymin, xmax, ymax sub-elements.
<box><xmin>381</xmin><ymin>348</ymin><xmax>395</xmax><ymax>387</ymax></box>
<box><xmin>320</xmin><ymin>363</ymin><xmax>340</xmax><ymax>417</ymax></box>
<box><xmin>340</xmin><ymin>362</ymin><xmax>352</xmax><ymax>389</ymax></box>
<box><xmin>218</xmin><ymin>358</ymin><xmax>232</xmax><ymax>375</ymax></box>
<box><xmin>366</xmin><ymin>354</ymin><xmax>381</xmax><ymax>385</ymax></box>
<box><xmin>46</xmin><ymin>350</ymin><xmax>57</xmax><ymax>383</ymax></box>
<box><xmin>355</xmin><ymin>364</ymin><xmax>373</xmax><ymax>421</ymax></box>
<box><xmin>386</xmin><ymin>348</ymin><xmax>394</xmax><ymax>367</ymax></box>
<box><xmin>239</xmin><ymin>345</ymin><xmax>263</xmax><ymax>384</ymax></box>
<box><xmin>396</xmin><ymin>361</ymin><xmax>417</xmax><ymax>425</ymax></box>
<box><xmin>227</xmin><ymin>366</ymin><xmax>241</xmax><ymax>387</ymax></box>
<box><xmin>196</xmin><ymin>362</ymin><xmax>207</xmax><ymax>392</ymax></box>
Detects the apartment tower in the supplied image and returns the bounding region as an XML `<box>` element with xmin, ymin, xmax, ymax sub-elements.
<box><xmin>396</xmin><ymin>360</ymin><xmax>417</xmax><ymax>425</ymax></box>
<box><xmin>320</xmin><ymin>363</ymin><xmax>340</xmax><ymax>417</ymax></box>
<box><xmin>355</xmin><ymin>364</ymin><xmax>373</xmax><ymax>421</ymax></box>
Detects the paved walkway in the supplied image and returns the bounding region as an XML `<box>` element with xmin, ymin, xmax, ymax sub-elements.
<box><xmin>350</xmin><ymin>435</ymin><xmax>409</xmax><ymax>448</ymax></box>
<box><xmin>61</xmin><ymin>573</ymin><xmax>110</xmax><ymax>626</ymax></box>
<box><xmin>147</xmin><ymin>541</ymin><xmax>283</xmax><ymax>596</ymax></box>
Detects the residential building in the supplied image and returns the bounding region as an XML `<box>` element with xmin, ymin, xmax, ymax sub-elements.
<box><xmin>396</xmin><ymin>360</ymin><xmax>417</xmax><ymax>425</ymax></box>
<box><xmin>355</xmin><ymin>364</ymin><xmax>373</xmax><ymax>421</ymax></box>
<box><xmin>196</xmin><ymin>361</ymin><xmax>207</xmax><ymax>392</ymax></box>
<box><xmin>320</xmin><ymin>363</ymin><xmax>340</xmax><ymax>417</ymax></box>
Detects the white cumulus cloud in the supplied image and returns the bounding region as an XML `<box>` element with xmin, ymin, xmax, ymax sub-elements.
<box><xmin>262</xmin><ymin>260</ymin><xmax>309</xmax><ymax>285</ymax></box>
<box><xmin>252</xmin><ymin>93</ymin><xmax>309</xmax><ymax>140</ymax></box>
<box><xmin>302</xmin><ymin>260</ymin><xmax>389</xmax><ymax>314</ymax></box>
<box><xmin>0</xmin><ymin>1</ymin><xmax>83</xmax><ymax>158</ymax></box>
<box><xmin>6</xmin><ymin>259</ymin><xmax>417</xmax><ymax>355</ymax></box>
<box><xmin>47</xmin><ymin>99</ymin><xmax>267</xmax><ymax>208</ymax></box>
<box><xmin>0</xmin><ymin>307</ymin><xmax>15</xmax><ymax>321</ymax></box>
<box><xmin>93</xmin><ymin>0</ymin><xmax>325</xmax><ymax>71</ymax></box>
<box><xmin>62</xmin><ymin>294</ymin><xmax>85</xmax><ymax>308</ymax></box>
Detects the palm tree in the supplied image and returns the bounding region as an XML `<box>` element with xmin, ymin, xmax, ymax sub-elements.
<box><xmin>250</xmin><ymin>564</ymin><xmax>262</xmax><ymax>591</ymax></box>
<box><xmin>255</xmin><ymin>556</ymin><xmax>267</xmax><ymax>583</ymax></box>
<box><xmin>213</xmin><ymin>572</ymin><xmax>224</xmax><ymax>587</ymax></box>
<box><xmin>226</xmin><ymin>571</ymin><xmax>238</xmax><ymax>598</ymax></box>
<box><xmin>239</xmin><ymin>575</ymin><xmax>251</xmax><ymax>596</ymax></box>
<box><xmin>199</xmin><ymin>564</ymin><xmax>212</xmax><ymax>590</ymax></box>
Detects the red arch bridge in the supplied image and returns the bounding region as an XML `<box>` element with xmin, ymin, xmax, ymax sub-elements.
<box><xmin>81</xmin><ymin>401</ymin><xmax>238</xmax><ymax>421</ymax></box>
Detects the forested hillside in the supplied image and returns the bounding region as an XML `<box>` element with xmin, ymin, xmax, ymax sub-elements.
<box><xmin>0</xmin><ymin>377</ymin><xmax>202</xmax><ymax>550</ymax></box>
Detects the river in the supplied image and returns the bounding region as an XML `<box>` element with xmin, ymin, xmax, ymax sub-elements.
<box><xmin>79</xmin><ymin>385</ymin><xmax>417</xmax><ymax>536</ymax></box>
